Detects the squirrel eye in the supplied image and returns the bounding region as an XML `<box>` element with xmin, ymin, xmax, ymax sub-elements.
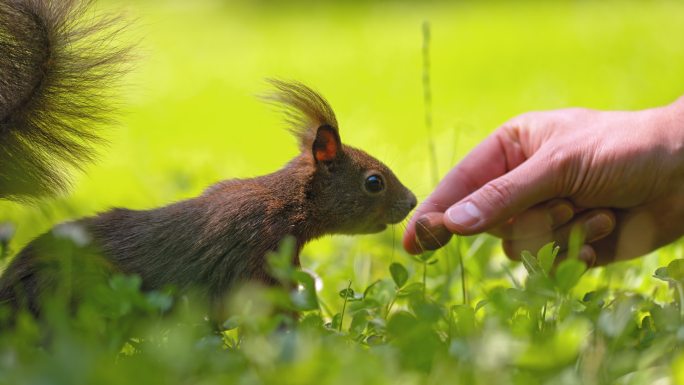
<box><xmin>364</xmin><ymin>174</ymin><xmax>385</xmax><ymax>194</ymax></box>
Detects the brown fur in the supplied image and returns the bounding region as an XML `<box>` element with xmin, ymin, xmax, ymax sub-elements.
<box><xmin>0</xmin><ymin>80</ymin><xmax>417</xmax><ymax>316</ymax></box>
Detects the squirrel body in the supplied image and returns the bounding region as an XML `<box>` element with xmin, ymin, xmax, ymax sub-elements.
<box><xmin>0</xmin><ymin>0</ymin><xmax>417</xmax><ymax>314</ymax></box>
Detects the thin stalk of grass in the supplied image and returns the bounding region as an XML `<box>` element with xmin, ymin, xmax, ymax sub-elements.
<box><xmin>422</xmin><ymin>21</ymin><xmax>439</xmax><ymax>187</ymax></box>
<box><xmin>675</xmin><ymin>282</ymin><xmax>684</xmax><ymax>321</ymax></box>
<box><xmin>457</xmin><ymin>236</ymin><xmax>467</xmax><ymax>305</ymax></box>
<box><xmin>318</xmin><ymin>296</ymin><xmax>335</xmax><ymax>320</ymax></box>
<box><xmin>443</xmin><ymin>243</ymin><xmax>452</xmax><ymax>302</ymax></box>
<box><xmin>385</xmin><ymin>296</ymin><xmax>397</xmax><ymax>319</ymax></box>
<box><xmin>423</xmin><ymin>260</ymin><xmax>428</xmax><ymax>300</ymax></box>
<box><xmin>339</xmin><ymin>280</ymin><xmax>352</xmax><ymax>332</ymax></box>
<box><xmin>391</xmin><ymin>224</ymin><xmax>396</xmax><ymax>262</ymax></box>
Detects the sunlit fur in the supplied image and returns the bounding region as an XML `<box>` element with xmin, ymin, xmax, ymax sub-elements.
<box><xmin>263</xmin><ymin>79</ymin><xmax>339</xmax><ymax>154</ymax></box>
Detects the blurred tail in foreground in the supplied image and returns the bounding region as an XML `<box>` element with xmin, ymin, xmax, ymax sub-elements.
<box><xmin>0</xmin><ymin>0</ymin><xmax>132</xmax><ymax>201</ymax></box>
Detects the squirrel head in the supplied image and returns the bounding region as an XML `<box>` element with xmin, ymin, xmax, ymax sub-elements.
<box><xmin>266</xmin><ymin>80</ymin><xmax>417</xmax><ymax>235</ymax></box>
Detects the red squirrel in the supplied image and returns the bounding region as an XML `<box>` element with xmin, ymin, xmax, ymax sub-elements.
<box><xmin>0</xmin><ymin>0</ymin><xmax>417</xmax><ymax>315</ymax></box>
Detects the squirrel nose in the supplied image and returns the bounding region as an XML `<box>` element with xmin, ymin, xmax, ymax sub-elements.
<box><xmin>408</xmin><ymin>194</ymin><xmax>417</xmax><ymax>210</ymax></box>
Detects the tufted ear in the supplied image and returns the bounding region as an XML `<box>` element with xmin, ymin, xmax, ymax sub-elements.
<box><xmin>312</xmin><ymin>125</ymin><xmax>340</xmax><ymax>163</ymax></box>
<box><xmin>262</xmin><ymin>79</ymin><xmax>340</xmax><ymax>155</ymax></box>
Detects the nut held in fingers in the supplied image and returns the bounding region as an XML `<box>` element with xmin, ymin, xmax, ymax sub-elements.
<box><xmin>415</xmin><ymin>212</ymin><xmax>453</xmax><ymax>252</ymax></box>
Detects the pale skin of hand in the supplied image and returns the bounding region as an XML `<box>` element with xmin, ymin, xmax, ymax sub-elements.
<box><xmin>404</xmin><ymin>96</ymin><xmax>684</xmax><ymax>266</ymax></box>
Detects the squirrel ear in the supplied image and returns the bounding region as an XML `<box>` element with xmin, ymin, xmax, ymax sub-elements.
<box><xmin>312</xmin><ymin>125</ymin><xmax>341</xmax><ymax>163</ymax></box>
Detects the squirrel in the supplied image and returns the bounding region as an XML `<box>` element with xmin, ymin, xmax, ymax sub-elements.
<box><xmin>0</xmin><ymin>0</ymin><xmax>417</xmax><ymax>316</ymax></box>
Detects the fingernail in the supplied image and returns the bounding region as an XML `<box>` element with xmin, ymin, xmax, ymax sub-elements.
<box><xmin>446</xmin><ymin>202</ymin><xmax>481</xmax><ymax>229</ymax></box>
<box><xmin>415</xmin><ymin>213</ymin><xmax>453</xmax><ymax>251</ymax></box>
<box><xmin>549</xmin><ymin>203</ymin><xmax>573</xmax><ymax>226</ymax></box>
<box><xmin>584</xmin><ymin>214</ymin><xmax>613</xmax><ymax>242</ymax></box>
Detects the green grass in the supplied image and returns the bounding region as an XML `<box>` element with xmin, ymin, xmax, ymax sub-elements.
<box><xmin>2</xmin><ymin>1</ymin><xmax>684</xmax><ymax>384</ymax></box>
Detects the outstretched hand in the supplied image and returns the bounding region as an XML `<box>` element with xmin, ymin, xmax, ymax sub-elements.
<box><xmin>404</xmin><ymin>97</ymin><xmax>684</xmax><ymax>266</ymax></box>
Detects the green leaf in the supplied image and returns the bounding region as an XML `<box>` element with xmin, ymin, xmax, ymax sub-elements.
<box><xmin>653</xmin><ymin>266</ymin><xmax>678</xmax><ymax>284</ymax></box>
<box><xmin>365</xmin><ymin>335</ymin><xmax>384</xmax><ymax>346</ymax></box>
<box><xmin>598</xmin><ymin>296</ymin><xmax>638</xmax><ymax>337</ymax></box>
<box><xmin>667</xmin><ymin>259</ymin><xmax>684</xmax><ymax>282</ymax></box>
<box><xmin>654</xmin><ymin>266</ymin><xmax>670</xmax><ymax>281</ymax></box>
<box><xmin>417</xmin><ymin>250</ymin><xmax>436</xmax><ymax>262</ymax></box>
<box><xmin>517</xmin><ymin>318</ymin><xmax>590</xmax><ymax>369</ymax></box>
<box><xmin>413</xmin><ymin>301</ymin><xmax>442</xmax><ymax>323</ymax></box>
<box><xmin>396</xmin><ymin>282</ymin><xmax>424</xmax><ymax>298</ymax></box>
<box><xmin>299</xmin><ymin>313</ymin><xmax>324</xmax><ymax>330</ymax></box>
<box><xmin>411</xmin><ymin>255</ymin><xmax>424</xmax><ymax>264</ymax></box>
<box><xmin>222</xmin><ymin>316</ymin><xmax>241</xmax><ymax>330</ymax></box>
<box><xmin>389</xmin><ymin>262</ymin><xmax>409</xmax><ymax>288</ymax></box>
<box><xmin>525</xmin><ymin>274</ymin><xmax>556</xmax><ymax>300</ymax></box>
<box><xmin>567</xmin><ymin>225</ymin><xmax>585</xmax><ymax>260</ymax></box>
<box><xmin>350</xmin><ymin>310</ymin><xmax>369</xmax><ymax>335</ymax></box>
<box><xmin>452</xmin><ymin>305</ymin><xmax>476</xmax><ymax>336</ymax></box>
<box><xmin>266</xmin><ymin>236</ymin><xmax>296</xmax><ymax>283</ymax></box>
<box><xmin>145</xmin><ymin>291</ymin><xmax>173</xmax><ymax>312</ymax></box>
<box><xmin>110</xmin><ymin>274</ymin><xmax>142</xmax><ymax>292</ymax></box>
<box><xmin>537</xmin><ymin>242</ymin><xmax>559</xmax><ymax>275</ymax></box>
<box><xmin>521</xmin><ymin>250</ymin><xmax>542</xmax><ymax>276</ymax></box>
<box><xmin>386</xmin><ymin>311</ymin><xmax>418</xmax><ymax>336</ymax></box>
<box><xmin>330</xmin><ymin>313</ymin><xmax>342</xmax><ymax>330</ymax></box>
<box><xmin>651</xmin><ymin>304</ymin><xmax>680</xmax><ymax>332</ymax></box>
<box><xmin>362</xmin><ymin>279</ymin><xmax>381</xmax><ymax>299</ymax></box>
<box><xmin>339</xmin><ymin>287</ymin><xmax>355</xmax><ymax>299</ymax></box>
<box><xmin>582</xmin><ymin>290</ymin><xmax>606</xmax><ymax>309</ymax></box>
<box><xmin>292</xmin><ymin>270</ymin><xmax>319</xmax><ymax>311</ymax></box>
<box><xmin>555</xmin><ymin>258</ymin><xmax>587</xmax><ymax>293</ymax></box>
<box><xmin>362</xmin><ymin>279</ymin><xmax>395</xmax><ymax>307</ymax></box>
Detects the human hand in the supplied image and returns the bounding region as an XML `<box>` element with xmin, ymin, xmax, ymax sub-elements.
<box><xmin>404</xmin><ymin>97</ymin><xmax>684</xmax><ymax>265</ymax></box>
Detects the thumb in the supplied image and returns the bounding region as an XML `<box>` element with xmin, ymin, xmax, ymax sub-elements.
<box><xmin>443</xmin><ymin>153</ymin><xmax>558</xmax><ymax>235</ymax></box>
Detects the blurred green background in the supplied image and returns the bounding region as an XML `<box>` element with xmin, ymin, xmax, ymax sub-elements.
<box><xmin>2</xmin><ymin>0</ymin><xmax>684</xmax><ymax>300</ymax></box>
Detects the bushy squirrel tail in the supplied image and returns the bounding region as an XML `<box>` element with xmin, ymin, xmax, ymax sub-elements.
<box><xmin>0</xmin><ymin>0</ymin><xmax>132</xmax><ymax>201</ymax></box>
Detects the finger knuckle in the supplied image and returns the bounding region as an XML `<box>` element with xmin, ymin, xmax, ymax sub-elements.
<box><xmin>479</xmin><ymin>177</ymin><xmax>515</xmax><ymax>210</ymax></box>
<box><xmin>542</xmin><ymin>150</ymin><xmax>577</xmax><ymax>195</ymax></box>
<box><xmin>547</xmin><ymin>150</ymin><xmax>571</xmax><ymax>173</ymax></box>
<box><xmin>504</xmin><ymin>112</ymin><xmax>538</xmax><ymax>132</ymax></box>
